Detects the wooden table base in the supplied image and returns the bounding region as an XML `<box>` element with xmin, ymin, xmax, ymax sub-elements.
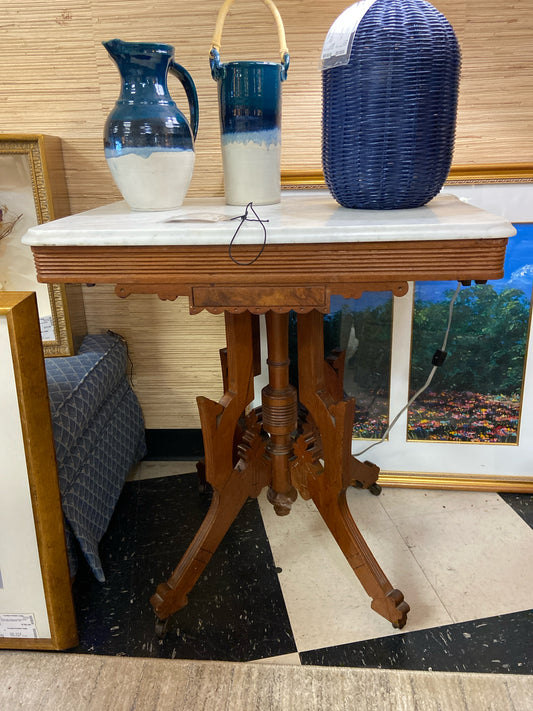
<box><xmin>150</xmin><ymin>309</ymin><xmax>410</xmax><ymax>633</ymax></box>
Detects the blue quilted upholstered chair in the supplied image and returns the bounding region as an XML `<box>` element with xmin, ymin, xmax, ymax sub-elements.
<box><xmin>45</xmin><ymin>332</ymin><xmax>146</xmax><ymax>582</ymax></box>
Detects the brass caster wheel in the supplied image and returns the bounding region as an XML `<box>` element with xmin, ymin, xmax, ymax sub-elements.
<box><xmin>392</xmin><ymin>619</ymin><xmax>407</xmax><ymax>630</ymax></box>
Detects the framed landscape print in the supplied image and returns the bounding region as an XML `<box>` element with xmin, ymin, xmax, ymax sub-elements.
<box><xmin>310</xmin><ymin>178</ymin><xmax>533</xmax><ymax>492</ymax></box>
<box><xmin>408</xmin><ymin>226</ymin><xmax>533</xmax><ymax>446</ymax></box>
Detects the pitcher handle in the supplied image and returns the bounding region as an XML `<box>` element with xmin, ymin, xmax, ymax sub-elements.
<box><xmin>169</xmin><ymin>61</ymin><xmax>199</xmax><ymax>140</ymax></box>
<box><xmin>210</xmin><ymin>0</ymin><xmax>290</xmax><ymax>80</ymax></box>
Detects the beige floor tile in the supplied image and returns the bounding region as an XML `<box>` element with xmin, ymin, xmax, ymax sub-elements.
<box><xmin>378</xmin><ymin>487</ymin><xmax>503</xmax><ymax>520</ymax></box>
<box><xmin>379</xmin><ymin>489</ymin><xmax>533</xmax><ymax>622</ymax></box>
<box><xmin>128</xmin><ymin>460</ymin><xmax>197</xmax><ymax>481</ymax></box>
<box><xmin>259</xmin><ymin>488</ymin><xmax>452</xmax><ymax>652</ymax></box>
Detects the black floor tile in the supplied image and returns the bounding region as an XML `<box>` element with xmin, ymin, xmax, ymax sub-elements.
<box><xmin>300</xmin><ymin>610</ymin><xmax>533</xmax><ymax>675</ymax></box>
<box><xmin>69</xmin><ymin>473</ymin><xmax>296</xmax><ymax>662</ymax></box>
<box><xmin>144</xmin><ymin>429</ymin><xmax>204</xmax><ymax>460</ymax></box>
<box><xmin>499</xmin><ymin>492</ymin><xmax>533</xmax><ymax>528</ymax></box>
<box><xmin>68</xmin><ymin>473</ymin><xmax>532</xmax><ymax>671</ymax></box>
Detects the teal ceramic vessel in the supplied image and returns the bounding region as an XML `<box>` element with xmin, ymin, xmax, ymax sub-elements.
<box><xmin>209</xmin><ymin>0</ymin><xmax>289</xmax><ymax>205</ymax></box>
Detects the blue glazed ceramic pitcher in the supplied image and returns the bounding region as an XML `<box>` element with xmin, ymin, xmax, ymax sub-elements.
<box><xmin>103</xmin><ymin>39</ymin><xmax>199</xmax><ymax>211</ymax></box>
<box><xmin>209</xmin><ymin>0</ymin><xmax>289</xmax><ymax>205</ymax></box>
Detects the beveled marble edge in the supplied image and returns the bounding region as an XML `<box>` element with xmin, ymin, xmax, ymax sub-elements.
<box><xmin>22</xmin><ymin>191</ymin><xmax>516</xmax><ymax>247</ymax></box>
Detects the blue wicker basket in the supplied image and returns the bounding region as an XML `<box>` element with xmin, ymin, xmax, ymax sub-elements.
<box><xmin>322</xmin><ymin>0</ymin><xmax>461</xmax><ymax>210</ymax></box>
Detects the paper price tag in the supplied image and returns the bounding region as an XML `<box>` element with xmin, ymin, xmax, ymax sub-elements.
<box><xmin>0</xmin><ymin>613</ymin><xmax>38</xmax><ymax>638</ymax></box>
<box><xmin>165</xmin><ymin>213</ymin><xmax>233</xmax><ymax>223</ymax></box>
<box><xmin>321</xmin><ymin>0</ymin><xmax>377</xmax><ymax>70</ymax></box>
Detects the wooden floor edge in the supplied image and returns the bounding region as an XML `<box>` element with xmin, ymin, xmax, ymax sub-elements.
<box><xmin>0</xmin><ymin>637</ymin><xmax>57</xmax><ymax>650</ymax></box>
<box><xmin>378</xmin><ymin>473</ymin><xmax>533</xmax><ymax>493</ymax></box>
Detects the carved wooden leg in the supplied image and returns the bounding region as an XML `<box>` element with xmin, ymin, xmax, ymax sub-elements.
<box><xmin>151</xmin><ymin>311</ymin><xmax>270</xmax><ymax>621</ymax></box>
<box><xmin>151</xmin><ymin>451</ymin><xmax>265</xmax><ymax>620</ymax></box>
<box><xmin>196</xmin><ymin>338</ymin><xmax>251</xmax><ymax>492</ymax></box>
<box><xmin>323</xmin><ymin>346</ymin><xmax>380</xmax><ymax>490</ymax></box>
<box><xmin>324</xmin><ymin>348</ymin><xmax>346</xmax><ymax>402</ymax></box>
<box><xmin>262</xmin><ymin>311</ymin><xmax>298</xmax><ymax>516</ymax></box>
<box><xmin>296</xmin><ymin>309</ymin><xmax>409</xmax><ymax>628</ymax></box>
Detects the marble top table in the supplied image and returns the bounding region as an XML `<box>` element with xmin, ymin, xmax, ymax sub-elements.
<box><xmin>23</xmin><ymin>190</ymin><xmax>516</xmax><ymax>635</ymax></box>
<box><xmin>23</xmin><ymin>191</ymin><xmax>515</xmax><ymax>314</ymax></box>
<box><xmin>24</xmin><ymin>191</ymin><xmax>514</xmax><ymax>245</ymax></box>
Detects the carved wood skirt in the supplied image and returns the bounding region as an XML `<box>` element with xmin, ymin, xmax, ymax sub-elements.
<box><xmin>31</xmin><ymin>237</ymin><xmax>507</xmax><ymax>314</ymax></box>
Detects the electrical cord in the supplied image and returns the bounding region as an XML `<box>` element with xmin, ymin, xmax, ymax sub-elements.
<box><xmin>353</xmin><ymin>282</ymin><xmax>462</xmax><ymax>457</ymax></box>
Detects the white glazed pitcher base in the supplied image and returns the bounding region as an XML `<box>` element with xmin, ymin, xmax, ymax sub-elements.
<box><xmin>106</xmin><ymin>150</ymin><xmax>195</xmax><ymax>211</ymax></box>
<box><xmin>222</xmin><ymin>141</ymin><xmax>281</xmax><ymax>206</ymax></box>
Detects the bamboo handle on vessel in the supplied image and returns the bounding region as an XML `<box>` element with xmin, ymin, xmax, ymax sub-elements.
<box><xmin>211</xmin><ymin>0</ymin><xmax>289</xmax><ymax>61</ymax></box>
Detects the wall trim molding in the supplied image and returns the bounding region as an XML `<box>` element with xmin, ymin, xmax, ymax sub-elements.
<box><xmin>446</xmin><ymin>163</ymin><xmax>533</xmax><ymax>184</ymax></box>
<box><xmin>281</xmin><ymin>163</ymin><xmax>533</xmax><ymax>188</ymax></box>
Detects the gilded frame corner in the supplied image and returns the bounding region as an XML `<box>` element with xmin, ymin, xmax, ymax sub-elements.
<box><xmin>0</xmin><ymin>133</ymin><xmax>76</xmax><ymax>356</ymax></box>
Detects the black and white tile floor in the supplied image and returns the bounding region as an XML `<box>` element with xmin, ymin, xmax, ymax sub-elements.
<box><xmin>69</xmin><ymin>462</ymin><xmax>533</xmax><ymax>674</ymax></box>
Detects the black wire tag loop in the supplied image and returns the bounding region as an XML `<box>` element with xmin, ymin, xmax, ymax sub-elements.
<box><xmin>228</xmin><ymin>202</ymin><xmax>269</xmax><ymax>266</ymax></box>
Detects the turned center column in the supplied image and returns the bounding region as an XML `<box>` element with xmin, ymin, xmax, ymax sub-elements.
<box><xmin>262</xmin><ymin>311</ymin><xmax>298</xmax><ymax>516</ymax></box>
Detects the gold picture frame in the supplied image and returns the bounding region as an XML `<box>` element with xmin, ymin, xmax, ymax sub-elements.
<box><xmin>0</xmin><ymin>292</ymin><xmax>78</xmax><ymax>649</ymax></box>
<box><xmin>280</xmin><ymin>167</ymin><xmax>533</xmax><ymax>494</ymax></box>
<box><xmin>0</xmin><ymin>134</ymin><xmax>85</xmax><ymax>356</ymax></box>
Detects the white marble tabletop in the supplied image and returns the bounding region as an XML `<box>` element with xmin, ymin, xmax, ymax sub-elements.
<box><xmin>22</xmin><ymin>190</ymin><xmax>516</xmax><ymax>247</ymax></box>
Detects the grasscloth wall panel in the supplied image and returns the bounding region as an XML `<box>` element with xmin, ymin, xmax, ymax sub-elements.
<box><xmin>3</xmin><ymin>1</ymin><xmax>532</xmax><ymax>209</ymax></box>
<box><xmin>2</xmin><ymin>0</ymin><xmax>531</xmax><ymax>427</ymax></box>
<box><xmin>80</xmin><ymin>285</ymin><xmax>225</xmax><ymax>428</ymax></box>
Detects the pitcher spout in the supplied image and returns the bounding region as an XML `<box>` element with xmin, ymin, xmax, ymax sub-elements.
<box><xmin>102</xmin><ymin>38</ymin><xmax>126</xmax><ymax>64</ymax></box>
<box><xmin>103</xmin><ymin>39</ymin><xmax>174</xmax><ymax>67</ymax></box>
